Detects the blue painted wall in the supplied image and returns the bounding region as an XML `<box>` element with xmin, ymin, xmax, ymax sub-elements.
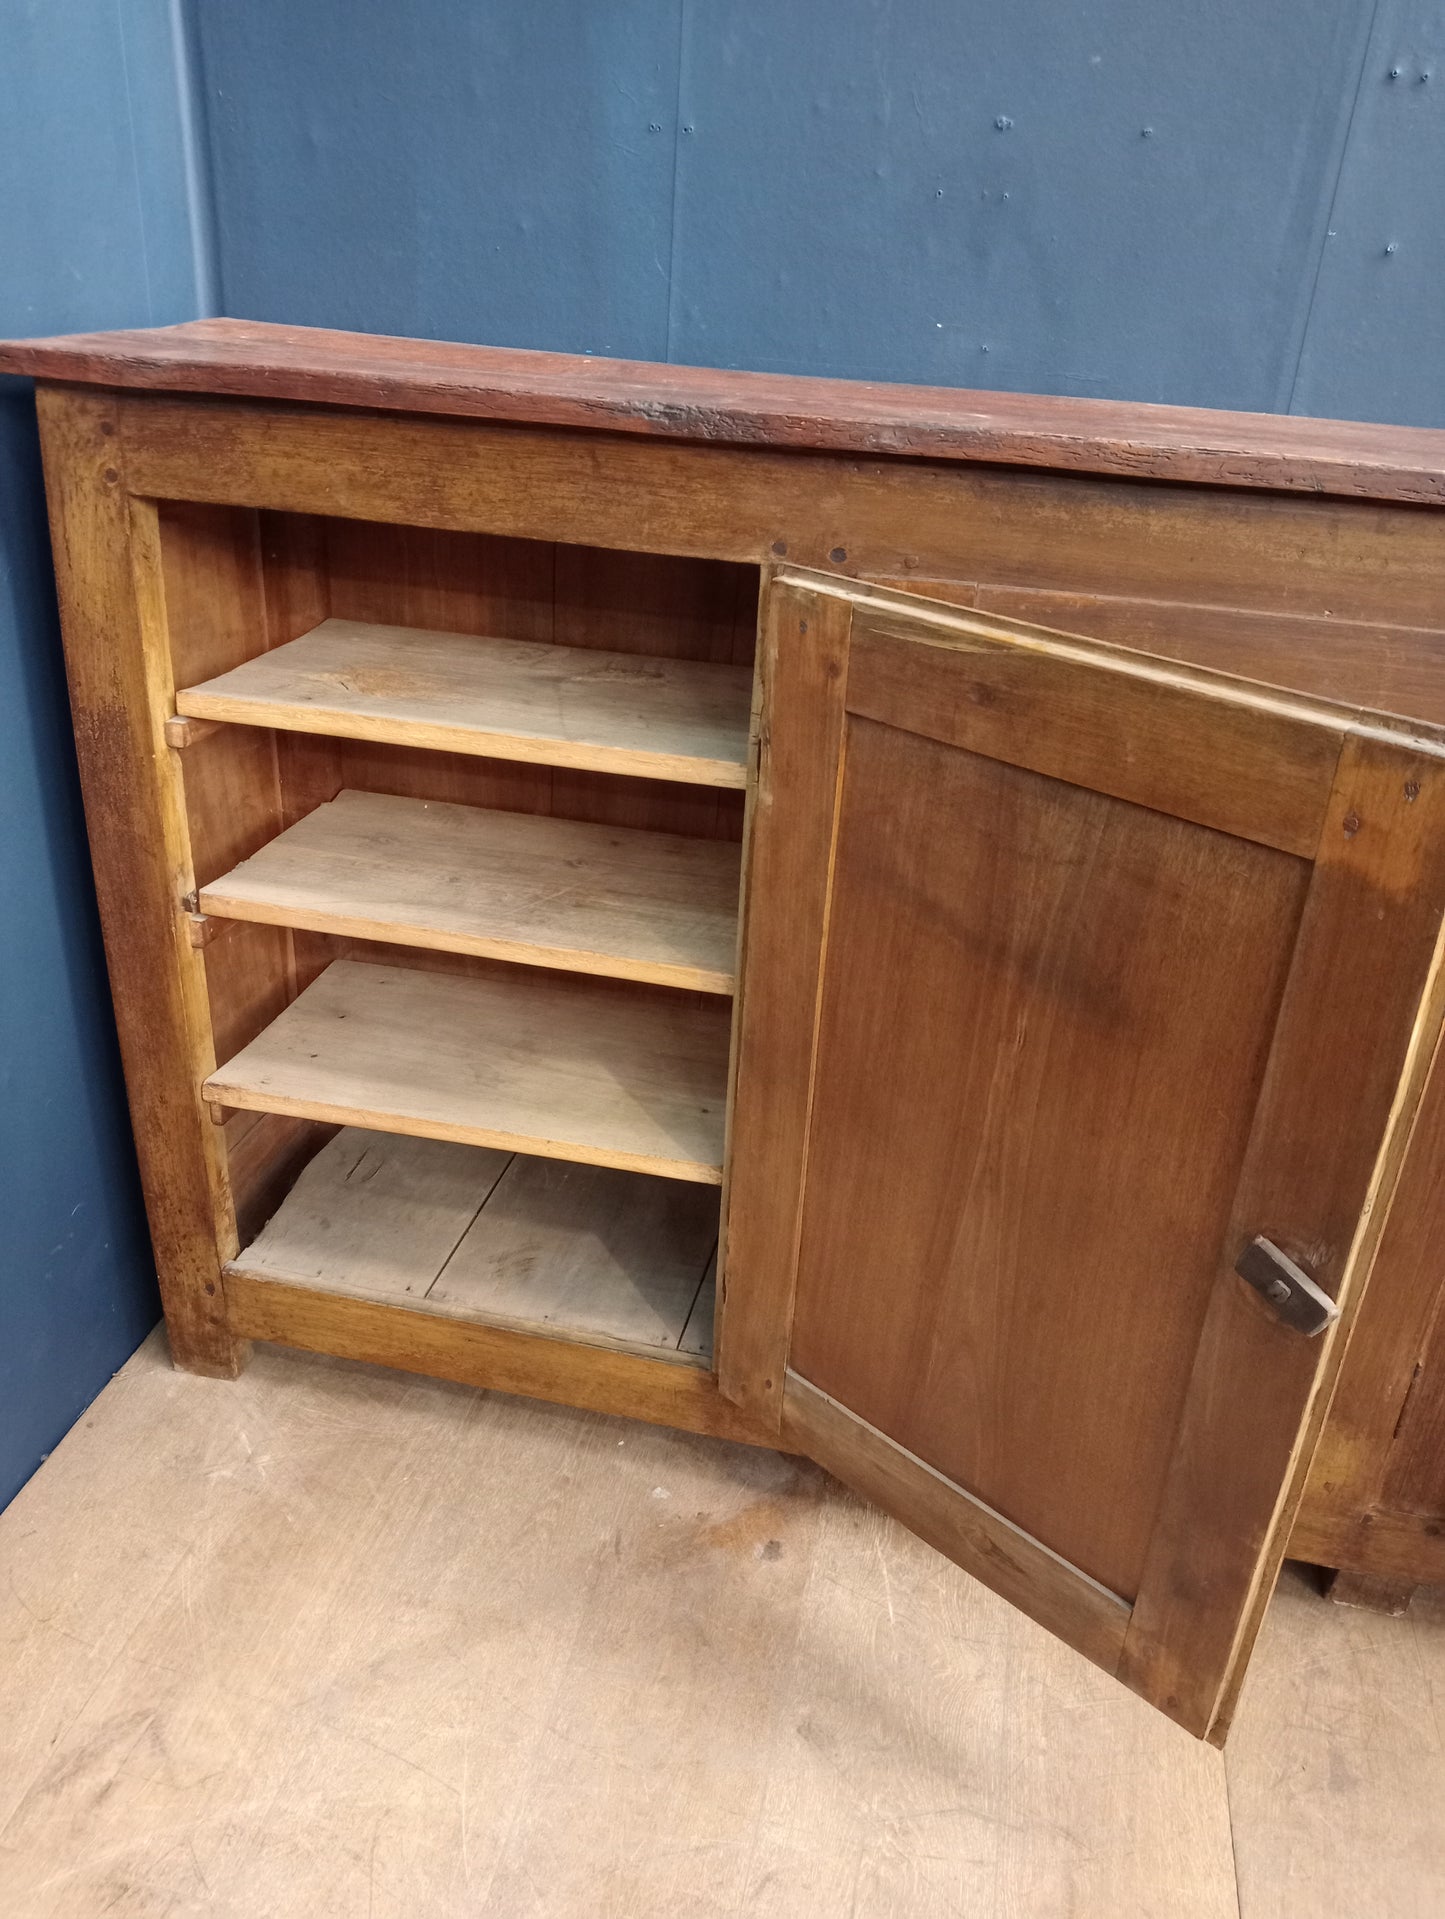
<box><xmin>0</xmin><ymin>0</ymin><xmax>209</xmax><ymax>1507</ymax></box>
<box><xmin>1291</xmin><ymin>2</ymin><xmax>1445</xmax><ymax>422</ymax></box>
<box><xmin>5</xmin><ymin>0</ymin><xmax>1445</xmax><ymax>1506</ymax></box>
<box><xmin>193</xmin><ymin>0</ymin><xmax>1445</xmax><ymax>426</ymax></box>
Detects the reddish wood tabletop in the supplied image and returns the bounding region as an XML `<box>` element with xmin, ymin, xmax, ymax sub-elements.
<box><xmin>3</xmin><ymin>316</ymin><xmax>1443</xmax><ymax>504</ymax></box>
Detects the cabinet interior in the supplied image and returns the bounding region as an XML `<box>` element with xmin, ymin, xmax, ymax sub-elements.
<box><xmin>157</xmin><ymin>501</ymin><xmax>759</xmax><ymax>1365</ymax></box>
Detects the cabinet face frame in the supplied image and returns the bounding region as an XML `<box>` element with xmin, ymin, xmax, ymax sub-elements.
<box><xmin>35</xmin><ymin>385</ymin><xmax>243</xmax><ymax>1375</ymax></box>
<box><xmin>720</xmin><ymin>568</ymin><xmax>1445</xmax><ymax>1741</ymax></box>
<box><xmin>31</xmin><ymin>380</ymin><xmax>775</xmax><ymax>1440</ymax></box>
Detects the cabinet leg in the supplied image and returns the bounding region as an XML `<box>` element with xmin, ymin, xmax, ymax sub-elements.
<box><xmin>166</xmin><ymin>1323</ymin><xmax>253</xmax><ymax>1380</ymax></box>
<box><xmin>1321</xmin><ymin>1568</ymin><xmax>1418</xmax><ymax>1616</ymax></box>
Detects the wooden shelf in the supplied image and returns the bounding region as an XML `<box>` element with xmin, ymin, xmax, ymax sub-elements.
<box><xmin>175</xmin><ymin>618</ymin><xmax>753</xmax><ymax>787</ymax></box>
<box><xmin>228</xmin><ymin>1128</ymin><xmax>717</xmax><ymax>1360</ymax></box>
<box><xmin>199</xmin><ymin>789</ymin><xmax>742</xmax><ymax>994</ymax></box>
<box><xmin>204</xmin><ymin>958</ymin><xmax>731</xmax><ymax>1183</ymax></box>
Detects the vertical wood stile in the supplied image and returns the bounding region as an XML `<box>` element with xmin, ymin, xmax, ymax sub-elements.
<box><xmin>716</xmin><ymin>576</ymin><xmax>851</xmax><ymax>1429</ymax></box>
<box><xmin>35</xmin><ymin>385</ymin><xmax>244</xmax><ymax>1374</ymax></box>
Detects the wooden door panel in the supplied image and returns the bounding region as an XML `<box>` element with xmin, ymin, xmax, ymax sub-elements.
<box><xmin>783</xmin><ymin>1376</ymin><xmax>1133</xmax><ymax>1669</ymax></box>
<box><xmin>789</xmin><ymin>718</ymin><xmax>1308</xmax><ymax>1600</ymax></box>
<box><xmin>722</xmin><ymin>569</ymin><xmax>1445</xmax><ymax>1741</ymax></box>
<box><xmin>1122</xmin><ymin>732</ymin><xmax>1445</xmax><ymax>1733</ymax></box>
<box><xmin>849</xmin><ymin>616</ymin><xmax>1340</xmax><ymax>854</ymax></box>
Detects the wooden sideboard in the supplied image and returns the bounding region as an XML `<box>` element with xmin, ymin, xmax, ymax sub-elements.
<box><xmin>6</xmin><ymin>317</ymin><xmax>1445</xmax><ymax>1744</ymax></box>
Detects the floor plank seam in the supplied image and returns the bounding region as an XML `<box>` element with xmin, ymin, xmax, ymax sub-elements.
<box><xmin>425</xmin><ymin>1150</ymin><xmax>516</xmax><ymax>1301</ymax></box>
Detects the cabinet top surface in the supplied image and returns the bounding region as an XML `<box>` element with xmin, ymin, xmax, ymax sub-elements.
<box><xmin>4</xmin><ymin>316</ymin><xmax>1445</xmax><ymax>505</ymax></box>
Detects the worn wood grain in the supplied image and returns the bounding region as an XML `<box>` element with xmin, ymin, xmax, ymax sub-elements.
<box><xmin>222</xmin><ymin>1109</ymin><xmax>334</xmax><ymax>1246</ymax></box>
<box><xmin>0</xmin><ymin>1335</ymin><xmax>1259</xmax><ymax>1915</ymax></box>
<box><xmin>206</xmin><ymin>958</ymin><xmax>733</xmax><ymax>1184</ymax></box>
<box><xmin>1323</xmin><ymin>1569</ymin><xmax>1419</xmax><ymax>1614</ymax></box>
<box><xmin>718</xmin><ymin>575</ymin><xmax>852</xmax><ymax>1427</ymax></box>
<box><xmin>10</xmin><ymin>315</ymin><xmax>1445</xmax><ymax>501</ymax></box>
<box><xmin>1294</xmin><ymin>1030</ymin><xmax>1445</xmax><ymax>1568</ymax></box>
<box><xmin>119</xmin><ymin>394</ymin><xmax>1445</xmax><ymax>631</ymax></box>
<box><xmin>224</xmin><ymin>1278</ymin><xmax>772</xmax><ymax>1445</ymax></box>
<box><xmin>1292</xmin><ymin>1508</ymin><xmax>1445</xmax><ymax>1585</ymax></box>
<box><xmin>1383</xmin><ymin>1341</ymin><xmax>1445</xmax><ymax>1526</ymax></box>
<box><xmin>200</xmin><ymin>788</ymin><xmax>742</xmax><ymax>993</ymax></box>
<box><xmin>432</xmin><ymin>1154</ymin><xmax>717</xmax><ymax>1353</ymax></box>
<box><xmin>314</xmin><ymin>518</ymin><xmax>756</xmax><ymax>843</ymax></box>
<box><xmin>783</xmin><ymin>1374</ymin><xmax>1132</xmax><ymax>1674</ymax></box>
<box><xmin>965</xmin><ymin>583</ymin><xmax>1445</xmax><ymax>728</ymax></box>
<box><xmin>880</xmin><ymin>628</ymin><xmax>1445</xmax><ymax>1612</ymax></box>
<box><xmin>231</xmin><ymin>1127</ymin><xmax>718</xmax><ymax>1358</ymax></box>
<box><xmin>32</xmin><ymin>388</ymin><xmax>242</xmax><ymax>1374</ymax></box>
<box><xmin>177</xmin><ymin>616</ymin><xmax>753</xmax><ymax>788</ymax></box>
<box><xmin>1122</xmin><ymin>735</ymin><xmax>1445</xmax><ymax>1740</ymax></box>
<box><xmin>232</xmin><ymin>1127</ymin><xmax>509</xmax><ymax>1300</ymax></box>
<box><xmin>848</xmin><ymin>605</ymin><xmax>1342</xmax><ymax>856</ymax></box>
<box><xmin>730</xmin><ymin>569</ymin><xmax>1445</xmax><ymax>1739</ymax></box>
<box><xmin>156</xmin><ymin>501</ymin><xmax>302</xmax><ymax>1060</ymax></box>
<box><xmin>785</xmin><ymin>713</ymin><xmax>1309</xmax><ymax>1603</ymax></box>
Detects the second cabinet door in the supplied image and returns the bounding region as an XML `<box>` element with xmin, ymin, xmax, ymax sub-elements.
<box><xmin>721</xmin><ymin>566</ymin><xmax>1445</xmax><ymax>1742</ymax></box>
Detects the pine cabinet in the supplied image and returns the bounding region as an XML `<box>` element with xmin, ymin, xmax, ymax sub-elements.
<box><xmin>8</xmin><ymin>318</ymin><xmax>1445</xmax><ymax>1743</ymax></box>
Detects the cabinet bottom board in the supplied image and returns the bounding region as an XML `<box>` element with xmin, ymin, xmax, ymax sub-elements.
<box><xmin>1287</xmin><ymin>1505</ymin><xmax>1445</xmax><ymax>1584</ymax></box>
<box><xmin>221</xmin><ymin>1269</ymin><xmax>773</xmax><ymax>1447</ymax></box>
<box><xmin>228</xmin><ymin>1126</ymin><xmax>717</xmax><ymax>1361</ymax></box>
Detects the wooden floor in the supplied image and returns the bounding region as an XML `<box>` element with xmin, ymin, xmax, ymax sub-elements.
<box><xmin>2</xmin><ymin>1333</ymin><xmax>1441</xmax><ymax>1917</ymax></box>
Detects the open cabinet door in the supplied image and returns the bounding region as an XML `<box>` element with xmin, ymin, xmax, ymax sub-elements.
<box><xmin>721</xmin><ymin>566</ymin><xmax>1445</xmax><ymax>1742</ymax></box>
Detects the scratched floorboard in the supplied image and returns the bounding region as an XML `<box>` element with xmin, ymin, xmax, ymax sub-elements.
<box><xmin>0</xmin><ymin>1333</ymin><xmax>1437</xmax><ymax>1916</ymax></box>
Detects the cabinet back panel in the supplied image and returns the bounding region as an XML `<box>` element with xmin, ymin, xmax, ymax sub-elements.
<box><xmin>282</xmin><ymin>738</ymin><xmax>745</xmax><ymax>844</ymax></box>
<box><xmin>275</xmin><ymin>515</ymin><xmax>755</xmax><ymax>840</ymax></box>
<box><xmin>318</xmin><ymin>516</ymin><xmax>756</xmax><ymax>665</ymax></box>
<box><xmin>303</xmin><ymin>935</ymin><xmax>712</xmax><ymax>1014</ymax></box>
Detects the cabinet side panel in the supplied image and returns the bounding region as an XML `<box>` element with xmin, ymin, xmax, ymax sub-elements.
<box><xmin>1380</xmin><ymin>1306</ymin><xmax>1445</xmax><ymax>1521</ymax></box>
<box><xmin>34</xmin><ymin>386</ymin><xmax>242</xmax><ymax>1375</ymax></box>
<box><xmin>1294</xmin><ymin>1031</ymin><xmax>1445</xmax><ymax>1564</ymax></box>
<box><xmin>158</xmin><ymin>502</ymin><xmax>299</xmax><ymax>1067</ymax></box>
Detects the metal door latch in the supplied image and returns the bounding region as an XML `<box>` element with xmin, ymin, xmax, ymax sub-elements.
<box><xmin>1235</xmin><ymin>1236</ymin><xmax>1340</xmax><ymax>1337</ymax></box>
